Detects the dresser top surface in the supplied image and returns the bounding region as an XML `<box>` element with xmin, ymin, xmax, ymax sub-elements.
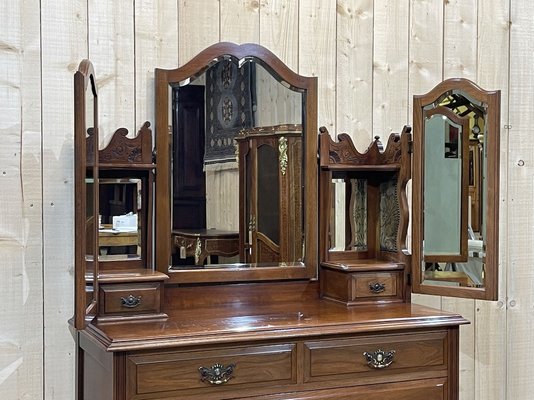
<box><xmin>85</xmin><ymin>300</ymin><xmax>468</xmax><ymax>352</ymax></box>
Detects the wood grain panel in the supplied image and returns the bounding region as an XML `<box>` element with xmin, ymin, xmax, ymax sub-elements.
<box><xmin>304</xmin><ymin>331</ymin><xmax>447</xmax><ymax>382</ymax></box>
<box><xmin>475</xmin><ymin>1</ymin><xmax>510</xmax><ymax>400</ymax></box>
<box><xmin>89</xmin><ymin>0</ymin><xmax>135</xmax><ymax>143</ymax></box>
<box><xmin>259</xmin><ymin>0</ymin><xmax>298</xmax><ymax>71</ymax></box>
<box><xmin>206</xmin><ymin>169</ymin><xmax>240</xmax><ymax>232</ymax></box>
<box><xmin>127</xmin><ymin>344</ymin><xmax>296</xmax><ymax>396</ymax></box>
<box><xmin>0</xmin><ymin>1</ymin><xmax>43</xmax><ymax>399</ymax></box>
<box><xmin>336</xmin><ymin>0</ymin><xmax>374</xmax><ymax>150</ymax></box>
<box><xmin>135</xmin><ymin>0</ymin><xmax>179</xmax><ymax>128</ymax></box>
<box><xmin>506</xmin><ymin>2</ymin><xmax>533</xmax><ymax>400</ymax></box>
<box><xmin>178</xmin><ymin>0</ymin><xmax>219</xmax><ymax>63</ymax></box>
<box><xmin>373</xmin><ymin>0</ymin><xmax>410</xmax><ymax>141</ymax></box>
<box><xmin>407</xmin><ymin>0</ymin><xmax>444</xmax><ymax>119</ymax></box>
<box><xmin>299</xmin><ymin>0</ymin><xmax>337</xmax><ymax>132</ymax></box>
<box><xmin>41</xmin><ymin>1</ymin><xmax>89</xmax><ymax>398</ymax></box>
<box><xmin>220</xmin><ymin>0</ymin><xmax>260</xmax><ymax>43</ymax></box>
<box><xmin>239</xmin><ymin>378</ymin><xmax>447</xmax><ymax>400</ymax></box>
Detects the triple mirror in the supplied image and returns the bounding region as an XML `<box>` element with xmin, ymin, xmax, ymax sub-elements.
<box><xmin>413</xmin><ymin>78</ymin><xmax>500</xmax><ymax>300</ymax></box>
<box><xmin>155</xmin><ymin>43</ymin><xmax>318</xmax><ymax>283</ymax></box>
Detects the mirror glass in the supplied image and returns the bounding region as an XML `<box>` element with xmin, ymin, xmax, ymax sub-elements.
<box><xmin>413</xmin><ymin>79</ymin><xmax>500</xmax><ymax>299</ymax></box>
<box><xmin>169</xmin><ymin>58</ymin><xmax>303</xmax><ymax>269</ymax></box>
<box><xmin>98</xmin><ymin>178</ymin><xmax>142</xmax><ymax>262</ymax></box>
<box><xmin>421</xmin><ymin>92</ymin><xmax>483</xmax><ymax>288</ymax></box>
<box><xmin>155</xmin><ymin>43</ymin><xmax>318</xmax><ymax>283</ymax></box>
<box><xmin>85</xmin><ymin>74</ymin><xmax>98</xmax><ymax>316</ymax></box>
<box><xmin>423</xmin><ymin>107</ymin><xmax>469</xmax><ymax>260</ymax></box>
<box><xmin>169</xmin><ymin>57</ymin><xmax>303</xmax><ymax>268</ymax></box>
<box><xmin>328</xmin><ymin>178</ymin><xmax>368</xmax><ymax>252</ymax></box>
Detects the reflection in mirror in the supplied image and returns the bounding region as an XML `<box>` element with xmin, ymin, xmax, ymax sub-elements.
<box><xmin>84</xmin><ymin>74</ymin><xmax>99</xmax><ymax>318</ymax></box>
<box><xmin>423</xmin><ymin>107</ymin><xmax>469</xmax><ymax>261</ymax></box>
<box><xmin>170</xmin><ymin>59</ymin><xmax>303</xmax><ymax>269</ymax></box>
<box><xmin>237</xmin><ymin>124</ymin><xmax>303</xmax><ymax>264</ymax></box>
<box><xmin>328</xmin><ymin>178</ymin><xmax>368</xmax><ymax>252</ymax></box>
<box><xmin>98</xmin><ymin>179</ymin><xmax>142</xmax><ymax>261</ymax></box>
<box><xmin>413</xmin><ymin>78</ymin><xmax>500</xmax><ymax>300</ymax></box>
<box><xmin>155</xmin><ymin>43</ymin><xmax>318</xmax><ymax>283</ymax></box>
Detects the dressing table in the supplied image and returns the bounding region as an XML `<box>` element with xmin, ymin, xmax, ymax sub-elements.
<box><xmin>71</xmin><ymin>44</ymin><xmax>500</xmax><ymax>399</ymax></box>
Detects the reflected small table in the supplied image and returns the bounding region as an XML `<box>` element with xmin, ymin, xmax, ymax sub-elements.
<box><xmin>172</xmin><ymin>229</ymin><xmax>240</xmax><ymax>265</ymax></box>
<box><xmin>99</xmin><ymin>226</ymin><xmax>139</xmax><ymax>256</ymax></box>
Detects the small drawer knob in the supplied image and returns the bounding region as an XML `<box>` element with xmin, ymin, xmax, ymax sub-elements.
<box><xmin>369</xmin><ymin>282</ymin><xmax>386</xmax><ymax>294</ymax></box>
<box><xmin>363</xmin><ymin>349</ymin><xmax>395</xmax><ymax>369</ymax></box>
<box><xmin>199</xmin><ymin>363</ymin><xmax>236</xmax><ymax>385</ymax></box>
<box><xmin>121</xmin><ymin>294</ymin><xmax>142</xmax><ymax>308</ymax></box>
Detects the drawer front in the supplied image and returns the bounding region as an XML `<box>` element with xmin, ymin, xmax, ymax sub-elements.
<box><xmin>238</xmin><ymin>378</ymin><xmax>446</xmax><ymax>400</ymax></box>
<box><xmin>352</xmin><ymin>272</ymin><xmax>398</xmax><ymax>299</ymax></box>
<box><xmin>127</xmin><ymin>344</ymin><xmax>296</xmax><ymax>397</ymax></box>
<box><xmin>100</xmin><ymin>283</ymin><xmax>161</xmax><ymax>315</ymax></box>
<box><xmin>304</xmin><ymin>331</ymin><xmax>447</xmax><ymax>382</ymax></box>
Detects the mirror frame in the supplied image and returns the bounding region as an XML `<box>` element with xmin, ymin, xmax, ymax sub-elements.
<box><xmin>412</xmin><ymin>78</ymin><xmax>500</xmax><ymax>300</ymax></box>
<box><xmin>154</xmin><ymin>42</ymin><xmax>318</xmax><ymax>284</ymax></box>
<box><xmin>74</xmin><ymin>59</ymin><xmax>99</xmax><ymax>328</ymax></box>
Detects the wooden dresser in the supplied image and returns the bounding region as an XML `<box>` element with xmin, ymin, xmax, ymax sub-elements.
<box><xmin>72</xmin><ymin>44</ymin><xmax>501</xmax><ymax>400</ymax></box>
<box><xmin>79</xmin><ymin>283</ymin><xmax>466</xmax><ymax>400</ymax></box>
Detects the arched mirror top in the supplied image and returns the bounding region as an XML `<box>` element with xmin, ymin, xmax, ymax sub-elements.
<box><xmin>415</xmin><ymin>77</ymin><xmax>499</xmax><ymax>108</ymax></box>
<box><xmin>156</xmin><ymin>42</ymin><xmax>314</xmax><ymax>92</ymax></box>
<box><xmin>154</xmin><ymin>42</ymin><xmax>318</xmax><ymax>284</ymax></box>
<box><xmin>412</xmin><ymin>77</ymin><xmax>500</xmax><ymax>300</ymax></box>
<box><xmin>77</xmin><ymin>59</ymin><xmax>98</xmax><ymax>98</ymax></box>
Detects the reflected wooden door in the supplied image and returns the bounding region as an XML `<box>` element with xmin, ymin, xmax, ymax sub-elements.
<box><xmin>172</xmin><ymin>85</ymin><xmax>206</xmax><ymax>230</ymax></box>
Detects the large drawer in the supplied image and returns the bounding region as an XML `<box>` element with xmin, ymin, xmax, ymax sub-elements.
<box><xmin>238</xmin><ymin>378</ymin><xmax>447</xmax><ymax>400</ymax></box>
<box><xmin>126</xmin><ymin>343</ymin><xmax>297</xmax><ymax>398</ymax></box>
<box><xmin>304</xmin><ymin>330</ymin><xmax>447</xmax><ymax>383</ymax></box>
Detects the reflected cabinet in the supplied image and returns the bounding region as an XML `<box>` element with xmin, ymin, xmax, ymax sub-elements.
<box><xmin>71</xmin><ymin>46</ymin><xmax>503</xmax><ymax>400</ymax></box>
<box><xmin>236</xmin><ymin>124</ymin><xmax>303</xmax><ymax>264</ymax></box>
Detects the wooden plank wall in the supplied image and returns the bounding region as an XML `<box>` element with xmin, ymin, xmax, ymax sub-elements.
<box><xmin>1</xmin><ymin>1</ymin><xmax>531</xmax><ymax>399</ymax></box>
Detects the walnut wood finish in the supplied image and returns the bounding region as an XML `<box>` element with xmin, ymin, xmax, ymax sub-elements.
<box><xmin>238</xmin><ymin>379</ymin><xmax>448</xmax><ymax>400</ymax></box>
<box><xmin>79</xmin><ymin>298</ymin><xmax>466</xmax><ymax>400</ymax></box>
<box><xmin>412</xmin><ymin>78</ymin><xmax>500</xmax><ymax>300</ymax></box>
<box><xmin>73</xmin><ymin>53</ymin><xmax>470</xmax><ymax>400</ymax></box>
<box><xmin>155</xmin><ymin>43</ymin><xmax>318</xmax><ymax>284</ymax></box>
<box><xmin>236</xmin><ymin>125</ymin><xmax>303</xmax><ymax>264</ymax></box>
<box><xmin>172</xmin><ymin>229</ymin><xmax>240</xmax><ymax>265</ymax></box>
<box><xmin>318</xmin><ymin>126</ymin><xmax>412</xmax><ymax>306</ymax></box>
<box><xmin>74</xmin><ymin>59</ymin><xmax>99</xmax><ymax>330</ymax></box>
<box><xmin>93</xmin><ymin>122</ymin><xmax>156</xmax><ymax>271</ymax></box>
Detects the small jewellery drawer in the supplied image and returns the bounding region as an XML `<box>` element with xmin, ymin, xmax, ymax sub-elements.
<box><xmin>303</xmin><ymin>331</ymin><xmax>447</xmax><ymax>383</ymax></box>
<box><xmin>99</xmin><ymin>283</ymin><xmax>161</xmax><ymax>315</ymax></box>
<box><xmin>126</xmin><ymin>344</ymin><xmax>297</xmax><ymax>397</ymax></box>
<box><xmin>352</xmin><ymin>272</ymin><xmax>399</xmax><ymax>299</ymax></box>
<box><xmin>321</xmin><ymin>267</ymin><xmax>404</xmax><ymax>305</ymax></box>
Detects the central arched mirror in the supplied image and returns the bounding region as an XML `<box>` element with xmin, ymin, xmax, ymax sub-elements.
<box><xmin>155</xmin><ymin>43</ymin><xmax>318</xmax><ymax>283</ymax></box>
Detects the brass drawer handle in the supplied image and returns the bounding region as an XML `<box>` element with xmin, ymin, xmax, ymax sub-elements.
<box><xmin>121</xmin><ymin>294</ymin><xmax>142</xmax><ymax>308</ymax></box>
<box><xmin>363</xmin><ymin>349</ymin><xmax>395</xmax><ymax>369</ymax></box>
<box><xmin>369</xmin><ymin>282</ymin><xmax>386</xmax><ymax>294</ymax></box>
<box><xmin>199</xmin><ymin>363</ymin><xmax>236</xmax><ymax>385</ymax></box>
